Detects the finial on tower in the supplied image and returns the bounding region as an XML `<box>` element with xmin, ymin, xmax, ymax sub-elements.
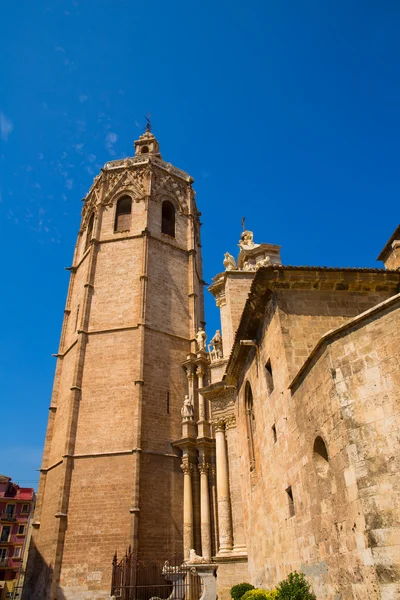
<box><xmin>145</xmin><ymin>113</ymin><xmax>151</xmax><ymax>133</ymax></box>
<box><xmin>134</xmin><ymin>117</ymin><xmax>161</xmax><ymax>158</ymax></box>
<box><xmin>241</xmin><ymin>216</ymin><xmax>246</xmax><ymax>231</ymax></box>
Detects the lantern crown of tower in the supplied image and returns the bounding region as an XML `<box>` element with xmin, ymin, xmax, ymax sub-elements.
<box><xmin>134</xmin><ymin>129</ymin><xmax>161</xmax><ymax>158</ymax></box>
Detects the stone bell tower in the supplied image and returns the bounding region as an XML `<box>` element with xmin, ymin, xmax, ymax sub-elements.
<box><xmin>23</xmin><ymin>129</ymin><xmax>204</xmax><ymax>600</ymax></box>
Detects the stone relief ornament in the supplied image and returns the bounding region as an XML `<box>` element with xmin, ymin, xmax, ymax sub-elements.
<box><xmin>223</xmin><ymin>252</ymin><xmax>237</xmax><ymax>271</ymax></box>
<box><xmin>208</xmin><ymin>329</ymin><xmax>223</xmax><ymax>361</ymax></box>
<box><xmin>153</xmin><ymin>171</ymin><xmax>188</xmax><ymax>214</ymax></box>
<box><xmin>195</xmin><ymin>327</ymin><xmax>207</xmax><ymax>351</ymax></box>
<box><xmin>181</xmin><ymin>395</ymin><xmax>194</xmax><ymax>422</ymax></box>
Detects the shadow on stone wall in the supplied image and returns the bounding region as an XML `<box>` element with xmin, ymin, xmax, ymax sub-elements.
<box><xmin>21</xmin><ymin>539</ymin><xmax>66</xmax><ymax>600</ymax></box>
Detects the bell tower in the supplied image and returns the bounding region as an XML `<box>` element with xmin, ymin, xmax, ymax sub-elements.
<box><xmin>23</xmin><ymin>131</ymin><xmax>204</xmax><ymax>600</ymax></box>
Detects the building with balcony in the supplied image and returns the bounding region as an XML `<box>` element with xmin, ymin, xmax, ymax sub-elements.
<box><xmin>0</xmin><ymin>476</ymin><xmax>35</xmax><ymax>599</ymax></box>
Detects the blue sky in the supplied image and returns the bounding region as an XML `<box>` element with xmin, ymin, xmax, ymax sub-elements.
<box><xmin>1</xmin><ymin>0</ymin><xmax>399</xmax><ymax>487</ymax></box>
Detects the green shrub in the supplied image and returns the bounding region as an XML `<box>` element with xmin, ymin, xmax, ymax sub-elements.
<box><xmin>276</xmin><ymin>572</ymin><xmax>316</xmax><ymax>600</ymax></box>
<box><xmin>230</xmin><ymin>583</ymin><xmax>255</xmax><ymax>600</ymax></box>
<box><xmin>242</xmin><ymin>589</ymin><xmax>278</xmax><ymax>600</ymax></box>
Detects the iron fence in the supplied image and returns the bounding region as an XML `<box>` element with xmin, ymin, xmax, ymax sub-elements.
<box><xmin>111</xmin><ymin>551</ymin><xmax>202</xmax><ymax>600</ymax></box>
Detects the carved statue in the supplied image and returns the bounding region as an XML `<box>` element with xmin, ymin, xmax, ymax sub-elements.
<box><xmin>239</xmin><ymin>229</ymin><xmax>257</xmax><ymax>249</ymax></box>
<box><xmin>223</xmin><ymin>252</ymin><xmax>237</xmax><ymax>271</ymax></box>
<box><xmin>181</xmin><ymin>395</ymin><xmax>194</xmax><ymax>422</ymax></box>
<box><xmin>256</xmin><ymin>255</ymin><xmax>271</xmax><ymax>269</ymax></box>
<box><xmin>187</xmin><ymin>549</ymin><xmax>208</xmax><ymax>564</ymax></box>
<box><xmin>195</xmin><ymin>326</ymin><xmax>207</xmax><ymax>351</ymax></box>
<box><xmin>209</xmin><ymin>329</ymin><xmax>223</xmax><ymax>360</ymax></box>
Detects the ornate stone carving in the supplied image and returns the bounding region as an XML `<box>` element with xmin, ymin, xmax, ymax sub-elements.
<box><xmin>225</xmin><ymin>415</ymin><xmax>237</xmax><ymax>430</ymax></box>
<box><xmin>256</xmin><ymin>255</ymin><xmax>271</xmax><ymax>269</ymax></box>
<box><xmin>239</xmin><ymin>230</ymin><xmax>258</xmax><ymax>250</ymax></box>
<box><xmin>223</xmin><ymin>252</ymin><xmax>237</xmax><ymax>271</ymax></box>
<box><xmin>103</xmin><ymin>167</ymin><xmax>147</xmax><ymax>207</ymax></box>
<box><xmin>196</xmin><ymin>365</ymin><xmax>206</xmax><ymax>378</ymax></box>
<box><xmin>81</xmin><ymin>176</ymin><xmax>103</xmax><ymax>226</ymax></box>
<box><xmin>180</xmin><ymin>462</ymin><xmax>194</xmax><ymax>475</ymax></box>
<box><xmin>187</xmin><ymin>549</ymin><xmax>208</xmax><ymax>564</ymax></box>
<box><xmin>198</xmin><ymin>463</ymin><xmax>210</xmax><ymax>474</ymax></box>
<box><xmin>184</xmin><ymin>364</ymin><xmax>195</xmax><ymax>382</ymax></box>
<box><xmin>195</xmin><ymin>327</ymin><xmax>207</xmax><ymax>352</ymax></box>
<box><xmin>213</xmin><ymin>420</ymin><xmax>225</xmax><ymax>433</ymax></box>
<box><xmin>211</xmin><ymin>397</ymin><xmax>234</xmax><ymax>412</ymax></box>
<box><xmin>181</xmin><ymin>395</ymin><xmax>194</xmax><ymax>422</ymax></box>
<box><xmin>208</xmin><ymin>329</ymin><xmax>223</xmax><ymax>361</ymax></box>
<box><xmin>153</xmin><ymin>170</ymin><xmax>188</xmax><ymax>214</ymax></box>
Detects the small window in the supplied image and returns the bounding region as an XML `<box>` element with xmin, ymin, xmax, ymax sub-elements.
<box><xmin>85</xmin><ymin>213</ymin><xmax>95</xmax><ymax>250</ymax></box>
<box><xmin>166</xmin><ymin>391</ymin><xmax>170</xmax><ymax>414</ymax></box>
<box><xmin>0</xmin><ymin>526</ymin><xmax>11</xmax><ymax>542</ymax></box>
<box><xmin>286</xmin><ymin>486</ymin><xmax>295</xmax><ymax>517</ymax></box>
<box><xmin>0</xmin><ymin>548</ymin><xmax>7</xmax><ymax>561</ymax></box>
<box><xmin>14</xmin><ymin>547</ymin><xmax>22</xmax><ymax>558</ymax></box>
<box><xmin>141</xmin><ymin>145</ymin><xmax>149</xmax><ymax>154</ymax></box>
<box><xmin>114</xmin><ymin>196</ymin><xmax>132</xmax><ymax>233</ymax></box>
<box><xmin>161</xmin><ymin>201</ymin><xmax>175</xmax><ymax>237</ymax></box>
<box><xmin>313</xmin><ymin>436</ymin><xmax>329</xmax><ymax>477</ymax></box>
<box><xmin>21</xmin><ymin>504</ymin><xmax>29</xmax><ymax>514</ymax></box>
<box><xmin>265</xmin><ymin>360</ymin><xmax>274</xmax><ymax>394</ymax></box>
<box><xmin>272</xmin><ymin>424</ymin><xmax>277</xmax><ymax>444</ymax></box>
<box><xmin>5</xmin><ymin>505</ymin><xmax>15</xmax><ymax>518</ymax></box>
<box><xmin>17</xmin><ymin>525</ymin><xmax>25</xmax><ymax>536</ymax></box>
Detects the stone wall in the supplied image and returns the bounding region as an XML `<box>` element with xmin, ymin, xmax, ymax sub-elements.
<box><xmin>233</xmin><ymin>291</ymin><xmax>400</xmax><ymax>599</ymax></box>
<box><xmin>24</xmin><ymin>150</ymin><xmax>202</xmax><ymax>600</ymax></box>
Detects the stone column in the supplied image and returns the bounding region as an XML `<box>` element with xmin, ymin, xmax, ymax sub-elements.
<box><xmin>209</xmin><ymin>465</ymin><xmax>219</xmax><ymax>556</ymax></box>
<box><xmin>181</xmin><ymin>462</ymin><xmax>194</xmax><ymax>559</ymax></box>
<box><xmin>196</xmin><ymin>366</ymin><xmax>206</xmax><ymax>421</ymax></box>
<box><xmin>225</xmin><ymin>416</ymin><xmax>247</xmax><ymax>555</ymax></box>
<box><xmin>199</xmin><ymin>463</ymin><xmax>212</xmax><ymax>560</ymax></box>
<box><xmin>214</xmin><ymin>421</ymin><xmax>233</xmax><ymax>554</ymax></box>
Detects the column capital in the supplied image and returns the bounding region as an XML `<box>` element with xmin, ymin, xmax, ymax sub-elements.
<box><xmin>214</xmin><ymin>420</ymin><xmax>226</xmax><ymax>433</ymax></box>
<box><xmin>181</xmin><ymin>463</ymin><xmax>194</xmax><ymax>475</ymax></box>
<box><xmin>198</xmin><ymin>462</ymin><xmax>210</xmax><ymax>474</ymax></box>
<box><xmin>185</xmin><ymin>364</ymin><xmax>195</xmax><ymax>381</ymax></box>
<box><xmin>196</xmin><ymin>365</ymin><xmax>206</xmax><ymax>377</ymax></box>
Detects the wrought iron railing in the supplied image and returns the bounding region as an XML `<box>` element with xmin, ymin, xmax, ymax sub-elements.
<box><xmin>0</xmin><ymin>513</ymin><xmax>16</xmax><ymax>522</ymax></box>
<box><xmin>111</xmin><ymin>550</ymin><xmax>202</xmax><ymax>600</ymax></box>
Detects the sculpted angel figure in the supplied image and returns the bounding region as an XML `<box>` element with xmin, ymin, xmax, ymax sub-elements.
<box><xmin>223</xmin><ymin>252</ymin><xmax>237</xmax><ymax>271</ymax></box>
<box><xmin>195</xmin><ymin>326</ymin><xmax>207</xmax><ymax>351</ymax></box>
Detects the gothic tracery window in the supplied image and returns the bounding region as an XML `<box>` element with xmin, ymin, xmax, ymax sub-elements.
<box><xmin>245</xmin><ymin>381</ymin><xmax>256</xmax><ymax>471</ymax></box>
<box><xmin>114</xmin><ymin>196</ymin><xmax>132</xmax><ymax>233</ymax></box>
<box><xmin>161</xmin><ymin>200</ymin><xmax>175</xmax><ymax>237</ymax></box>
<box><xmin>85</xmin><ymin>213</ymin><xmax>94</xmax><ymax>251</ymax></box>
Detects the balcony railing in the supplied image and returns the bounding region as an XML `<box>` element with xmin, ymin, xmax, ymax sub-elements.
<box><xmin>0</xmin><ymin>558</ymin><xmax>9</xmax><ymax>567</ymax></box>
<box><xmin>0</xmin><ymin>512</ymin><xmax>16</xmax><ymax>522</ymax></box>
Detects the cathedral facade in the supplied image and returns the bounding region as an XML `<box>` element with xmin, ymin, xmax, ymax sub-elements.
<box><xmin>23</xmin><ymin>132</ymin><xmax>400</xmax><ymax>600</ymax></box>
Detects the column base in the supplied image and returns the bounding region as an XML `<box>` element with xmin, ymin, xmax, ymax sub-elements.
<box><xmin>216</xmin><ymin>547</ymin><xmax>234</xmax><ymax>557</ymax></box>
<box><xmin>232</xmin><ymin>544</ymin><xmax>247</xmax><ymax>555</ymax></box>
